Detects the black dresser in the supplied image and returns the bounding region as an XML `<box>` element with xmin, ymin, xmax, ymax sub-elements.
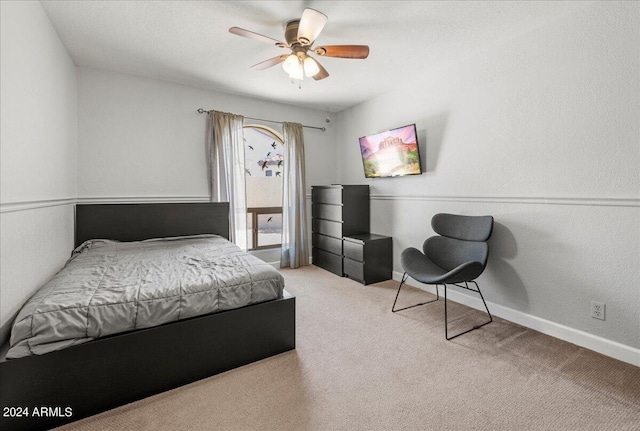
<box><xmin>311</xmin><ymin>185</ymin><xmax>392</xmax><ymax>285</ymax></box>
<box><xmin>311</xmin><ymin>185</ymin><xmax>370</xmax><ymax>276</ymax></box>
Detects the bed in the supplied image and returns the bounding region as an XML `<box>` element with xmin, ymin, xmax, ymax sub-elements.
<box><xmin>0</xmin><ymin>203</ymin><xmax>296</xmax><ymax>431</ymax></box>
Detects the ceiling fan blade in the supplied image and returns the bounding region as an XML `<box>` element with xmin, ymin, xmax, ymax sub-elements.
<box><xmin>312</xmin><ymin>59</ymin><xmax>329</xmax><ymax>81</ymax></box>
<box><xmin>297</xmin><ymin>8</ymin><xmax>328</xmax><ymax>46</ymax></box>
<box><xmin>314</xmin><ymin>45</ymin><xmax>370</xmax><ymax>59</ymax></box>
<box><xmin>251</xmin><ymin>55</ymin><xmax>288</xmax><ymax>70</ymax></box>
<box><xmin>229</xmin><ymin>27</ymin><xmax>287</xmax><ymax>48</ymax></box>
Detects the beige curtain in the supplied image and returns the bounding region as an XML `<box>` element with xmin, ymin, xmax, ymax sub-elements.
<box><xmin>281</xmin><ymin>122</ymin><xmax>309</xmax><ymax>268</ymax></box>
<box><xmin>208</xmin><ymin>111</ymin><xmax>247</xmax><ymax>250</ymax></box>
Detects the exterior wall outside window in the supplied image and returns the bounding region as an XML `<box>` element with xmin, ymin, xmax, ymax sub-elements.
<box><xmin>244</xmin><ymin>125</ymin><xmax>284</xmax><ymax>250</ymax></box>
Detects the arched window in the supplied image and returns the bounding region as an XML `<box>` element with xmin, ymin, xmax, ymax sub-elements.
<box><xmin>243</xmin><ymin>125</ymin><xmax>284</xmax><ymax>250</ymax></box>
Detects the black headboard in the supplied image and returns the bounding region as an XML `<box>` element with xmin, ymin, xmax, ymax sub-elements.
<box><xmin>75</xmin><ymin>203</ymin><xmax>230</xmax><ymax>247</ymax></box>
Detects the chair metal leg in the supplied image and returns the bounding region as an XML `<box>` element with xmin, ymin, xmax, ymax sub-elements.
<box><xmin>392</xmin><ymin>273</ymin><xmax>439</xmax><ymax>312</ymax></box>
<box><xmin>444</xmin><ymin>281</ymin><xmax>493</xmax><ymax>340</ymax></box>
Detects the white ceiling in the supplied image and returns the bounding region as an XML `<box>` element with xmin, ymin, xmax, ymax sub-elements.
<box><xmin>41</xmin><ymin>1</ymin><xmax>590</xmax><ymax>113</ymax></box>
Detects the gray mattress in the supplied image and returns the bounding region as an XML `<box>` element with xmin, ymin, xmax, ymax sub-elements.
<box><xmin>7</xmin><ymin>235</ymin><xmax>284</xmax><ymax>359</ymax></box>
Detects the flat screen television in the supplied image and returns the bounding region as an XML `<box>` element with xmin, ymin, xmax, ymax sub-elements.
<box><xmin>358</xmin><ymin>123</ymin><xmax>422</xmax><ymax>178</ymax></box>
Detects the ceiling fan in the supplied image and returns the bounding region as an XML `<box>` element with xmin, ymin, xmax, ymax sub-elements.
<box><xmin>229</xmin><ymin>8</ymin><xmax>369</xmax><ymax>81</ymax></box>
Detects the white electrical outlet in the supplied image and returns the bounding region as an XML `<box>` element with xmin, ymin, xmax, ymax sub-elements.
<box><xmin>591</xmin><ymin>301</ymin><xmax>605</xmax><ymax>321</ymax></box>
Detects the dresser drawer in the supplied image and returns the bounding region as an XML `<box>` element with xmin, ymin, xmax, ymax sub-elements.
<box><xmin>312</xmin><ymin>203</ymin><xmax>342</xmax><ymax>222</ymax></box>
<box><xmin>343</xmin><ymin>239</ymin><xmax>364</xmax><ymax>262</ymax></box>
<box><xmin>343</xmin><ymin>257</ymin><xmax>364</xmax><ymax>283</ymax></box>
<box><xmin>312</xmin><ymin>218</ymin><xmax>342</xmax><ymax>238</ymax></box>
<box><xmin>313</xmin><ymin>248</ymin><xmax>343</xmax><ymax>276</ymax></box>
<box><xmin>312</xmin><ymin>187</ymin><xmax>342</xmax><ymax>204</ymax></box>
<box><xmin>312</xmin><ymin>233</ymin><xmax>343</xmax><ymax>256</ymax></box>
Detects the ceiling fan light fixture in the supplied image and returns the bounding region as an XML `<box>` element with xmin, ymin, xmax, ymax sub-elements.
<box><xmin>303</xmin><ymin>56</ymin><xmax>320</xmax><ymax>77</ymax></box>
<box><xmin>282</xmin><ymin>54</ymin><xmax>299</xmax><ymax>74</ymax></box>
<box><xmin>288</xmin><ymin>59</ymin><xmax>304</xmax><ymax>80</ymax></box>
<box><xmin>288</xmin><ymin>67</ymin><xmax>304</xmax><ymax>81</ymax></box>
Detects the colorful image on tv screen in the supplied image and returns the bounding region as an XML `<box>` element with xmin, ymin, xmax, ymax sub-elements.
<box><xmin>359</xmin><ymin>124</ymin><xmax>421</xmax><ymax>178</ymax></box>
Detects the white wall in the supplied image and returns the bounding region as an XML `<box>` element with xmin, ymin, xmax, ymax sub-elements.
<box><xmin>77</xmin><ymin>68</ymin><xmax>338</xmax><ymax>262</ymax></box>
<box><xmin>0</xmin><ymin>1</ymin><xmax>77</xmax><ymax>345</ymax></box>
<box><xmin>335</xmin><ymin>2</ymin><xmax>639</xmax><ymax>363</ymax></box>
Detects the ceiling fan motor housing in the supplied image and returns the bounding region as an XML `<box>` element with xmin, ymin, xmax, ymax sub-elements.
<box><xmin>284</xmin><ymin>20</ymin><xmax>301</xmax><ymax>46</ymax></box>
<box><xmin>285</xmin><ymin>20</ymin><xmax>312</xmax><ymax>47</ymax></box>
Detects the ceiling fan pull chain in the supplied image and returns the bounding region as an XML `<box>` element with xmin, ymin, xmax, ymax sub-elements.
<box><xmin>290</xmin><ymin>78</ymin><xmax>302</xmax><ymax>89</ymax></box>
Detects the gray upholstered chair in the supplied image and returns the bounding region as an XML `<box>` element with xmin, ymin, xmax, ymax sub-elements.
<box><xmin>392</xmin><ymin>213</ymin><xmax>494</xmax><ymax>340</ymax></box>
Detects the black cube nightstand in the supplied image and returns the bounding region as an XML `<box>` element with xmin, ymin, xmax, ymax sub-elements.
<box><xmin>343</xmin><ymin>233</ymin><xmax>393</xmax><ymax>285</ymax></box>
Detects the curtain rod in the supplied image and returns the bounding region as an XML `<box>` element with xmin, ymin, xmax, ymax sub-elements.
<box><xmin>196</xmin><ymin>108</ymin><xmax>326</xmax><ymax>132</ymax></box>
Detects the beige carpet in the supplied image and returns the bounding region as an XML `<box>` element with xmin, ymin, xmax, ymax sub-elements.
<box><xmin>59</xmin><ymin>265</ymin><xmax>640</xmax><ymax>430</ymax></box>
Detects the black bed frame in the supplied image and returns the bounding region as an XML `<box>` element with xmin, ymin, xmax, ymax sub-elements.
<box><xmin>0</xmin><ymin>203</ymin><xmax>296</xmax><ymax>431</ymax></box>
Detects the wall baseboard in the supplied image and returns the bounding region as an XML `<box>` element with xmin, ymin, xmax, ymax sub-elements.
<box><xmin>392</xmin><ymin>271</ymin><xmax>640</xmax><ymax>367</ymax></box>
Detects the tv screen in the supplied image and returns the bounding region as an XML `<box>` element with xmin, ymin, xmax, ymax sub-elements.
<box><xmin>358</xmin><ymin>124</ymin><xmax>422</xmax><ymax>178</ymax></box>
